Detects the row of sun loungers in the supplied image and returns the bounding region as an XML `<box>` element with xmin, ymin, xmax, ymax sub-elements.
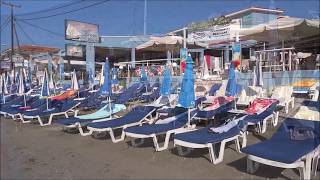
<box><xmin>0</xmin><ymin>82</ymin><xmax>319</xmax><ymax>179</ymax></box>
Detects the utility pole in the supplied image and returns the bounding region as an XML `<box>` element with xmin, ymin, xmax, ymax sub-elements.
<box><xmin>143</xmin><ymin>0</ymin><xmax>147</xmax><ymax>35</ymax></box>
<box><xmin>1</xmin><ymin>1</ymin><xmax>21</xmax><ymax>80</ymax></box>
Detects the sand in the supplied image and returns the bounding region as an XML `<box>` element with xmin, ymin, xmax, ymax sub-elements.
<box><xmin>1</xmin><ymin>103</ymin><xmax>319</xmax><ymax>179</ymax></box>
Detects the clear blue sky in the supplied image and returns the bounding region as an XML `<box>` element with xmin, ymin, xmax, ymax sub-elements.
<box><xmin>1</xmin><ymin>0</ymin><xmax>319</xmax><ymax>50</ymax></box>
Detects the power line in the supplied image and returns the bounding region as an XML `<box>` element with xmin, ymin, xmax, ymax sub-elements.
<box><xmin>16</xmin><ymin>0</ymin><xmax>85</xmax><ymax>17</ymax></box>
<box><xmin>17</xmin><ymin>19</ymin><xmax>64</xmax><ymax>37</ymax></box>
<box><xmin>0</xmin><ymin>16</ymin><xmax>11</xmax><ymax>32</ymax></box>
<box><xmin>1</xmin><ymin>16</ymin><xmax>10</xmax><ymax>28</ymax></box>
<box><xmin>15</xmin><ymin>20</ymin><xmax>35</xmax><ymax>44</ymax></box>
<box><xmin>19</xmin><ymin>0</ymin><xmax>110</xmax><ymax>21</ymax></box>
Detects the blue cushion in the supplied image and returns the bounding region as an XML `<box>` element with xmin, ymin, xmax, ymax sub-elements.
<box><xmin>175</xmin><ymin>126</ymin><xmax>240</xmax><ymax>144</ymax></box>
<box><xmin>125</xmin><ymin>112</ymin><xmax>190</xmax><ymax>135</ymax></box>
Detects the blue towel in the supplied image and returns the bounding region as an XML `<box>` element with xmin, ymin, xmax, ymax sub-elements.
<box><xmin>87</xmin><ymin>106</ymin><xmax>155</xmax><ymax>129</ymax></box>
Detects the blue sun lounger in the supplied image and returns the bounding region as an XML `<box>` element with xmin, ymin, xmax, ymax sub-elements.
<box><xmin>86</xmin><ymin>106</ymin><xmax>157</xmax><ymax>143</ymax></box>
<box><xmin>173</xmin><ymin>114</ymin><xmax>247</xmax><ymax>165</ymax></box>
<box><xmin>0</xmin><ymin>96</ymin><xmax>39</xmax><ymax>115</ymax></box>
<box><xmin>194</xmin><ymin>99</ymin><xmax>235</xmax><ymax>121</ymax></box>
<box><xmin>124</xmin><ymin>109</ymin><xmax>198</xmax><ymax>151</ymax></box>
<box><xmin>5</xmin><ymin>97</ymin><xmax>46</xmax><ymax>118</ymax></box>
<box><xmin>242</xmin><ymin>118</ymin><xmax>320</xmax><ymax>180</ymax></box>
<box><xmin>55</xmin><ymin>103</ymin><xmax>126</xmax><ymax>136</ymax></box>
<box><xmin>20</xmin><ymin>98</ymin><xmax>81</xmax><ymax>126</ymax></box>
<box><xmin>241</xmin><ymin>101</ymin><xmax>279</xmax><ymax>134</ymax></box>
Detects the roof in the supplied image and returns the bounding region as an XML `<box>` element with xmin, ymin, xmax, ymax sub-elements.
<box><xmin>2</xmin><ymin>44</ymin><xmax>60</xmax><ymax>55</ymax></box>
<box><xmin>225</xmin><ymin>6</ymin><xmax>284</xmax><ymax>18</ymax></box>
<box><xmin>98</xmin><ymin>36</ymin><xmax>150</xmax><ymax>48</ymax></box>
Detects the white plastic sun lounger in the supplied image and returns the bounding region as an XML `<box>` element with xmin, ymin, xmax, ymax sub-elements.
<box><xmin>242</xmin><ymin>118</ymin><xmax>320</xmax><ymax>180</ymax></box>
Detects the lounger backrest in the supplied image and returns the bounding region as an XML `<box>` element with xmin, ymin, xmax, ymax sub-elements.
<box><xmin>208</xmin><ymin>83</ymin><xmax>222</xmax><ymax>96</ymax></box>
<box><xmin>275</xmin><ymin>118</ymin><xmax>320</xmax><ymax>141</ymax></box>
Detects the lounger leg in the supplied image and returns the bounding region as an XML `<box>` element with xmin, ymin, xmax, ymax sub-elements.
<box><xmin>235</xmin><ymin>138</ymin><xmax>241</xmax><ymax>153</ymax></box>
<box><xmin>109</xmin><ymin>129</ymin><xmax>126</xmax><ymax>143</ymax></box>
<box><xmin>291</xmin><ymin>98</ymin><xmax>295</xmax><ymax>109</ymax></box>
<box><xmin>285</xmin><ymin>104</ymin><xmax>289</xmax><ymax>114</ymax></box>
<box><xmin>37</xmin><ymin>116</ymin><xmax>45</xmax><ymax>126</ymax></box>
<box><xmin>312</xmin><ymin>156</ymin><xmax>319</xmax><ymax>176</ymax></box>
<box><xmin>241</xmin><ymin>132</ymin><xmax>247</xmax><ymax>148</ymax></box>
<box><xmin>304</xmin><ymin>155</ymin><xmax>312</xmax><ymax>180</ymax></box>
<box><xmin>77</xmin><ymin>123</ymin><xmax>93</xmax><ymax>136</ymax></box>
<box><xmin>298</xmin><ymin>167</ymin><xmax>304</xmax><ymax>180</ymax></box>
<box><xmin>247</xmin><ymin>158</ymin><xmax>259</xmax><ymax>174</ymax></box>
<box><xmin>20</xmin><ymin>114</ymin><xmax>31</xmax><ymax>123</ymax></box>
<box><xmin>272</xmin><ymin>111</ymin><xmax>279</xmax><ymax>126</ymax></box>
<box><xmin>208</xmin><ymin>141</ymin><xmax>227</xmax><ymax>165</ymax></box>
<box><xmin>154</xmin><ymin>131</ymin><xmax>173</xmax><ymax>151</ymax></box>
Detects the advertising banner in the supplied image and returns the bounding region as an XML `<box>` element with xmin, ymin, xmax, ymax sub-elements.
<box><xmin>65</xmin><ymin>20</ymin><xmax>99</xmax><ymax>43</ymax></box>
<box><xmin>188</xmin><ymin>24</ymin><xmax>230</xmax><ymax>42</ymax></box>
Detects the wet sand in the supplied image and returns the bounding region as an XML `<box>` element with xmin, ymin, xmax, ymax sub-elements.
<box><xmin>1</xmin><ymin>104</ymin><xmax>319</xmax><ymax>179</ymax></box>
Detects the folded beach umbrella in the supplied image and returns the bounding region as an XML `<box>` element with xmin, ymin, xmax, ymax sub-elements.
<box><xmin>178</xmin><ymin>54</ymin><xmax>195</xmax><ymax>125</ymax></box>
<box><xmin>2</xmin><ymin>74</ymin><xmax>8</xmax><ymax>95</ymax></box>
<box><xmin>160</xmin><ymin>67</ymin><xmax>171</xmax><ymax>96</ymax></box>
<box><xmin>49</xmin><ymin>72</ymin><xmax>56</xmax><ymax>94</ymax></box>
<box><xmin>99</xmin><ymin>63</ymin><xmax>105</xmax><ymax>86</ymax></box>
<box><xmin>140</xmin><ymin>64</ymin><xmax>148</xmax><ymax>83</ymax></box>
<box><xmin>71</xmin><ymin>70</ymin><xmax>79</xmax><ymax>91</ymax></box>
<box><xmin>41</xmin><ymin>69</ymin><xmax>53</xmax><ymax>110</ymax></box>
<box><xmin>17</xmin><ymin>69</ymin><xmax>27</xmax><ymax>107</ymax></box>
<box><xmin>99</xmin><ymin>57</ymin><xmax>113</xmax><ymax>118</ymax></box>
<box><xmin>225</xmin><ymin>63</ymin><xmax>237</xmax><ymax>97</ymax></box>
<box><xmin>1</xmin><ymin>73</ymin><xmax>9</xmax><ymax>103</ymax></box>
<box><xmin>140</xmin><ymin>64</ymin><xmax>148</xmax><ymax>92</ymax></box>
<box><xmin>100</xmin><ymin>58</ymin><xmax>111</xmax><ymax>96</ymax></box>
<box><xmin>27</xmin><ymin>65</ymin><xmax>32</xmax><ymax>85</ymax></box>
<box><xmin>254</xmin><ymin>60</ymin><xmax>263</xmax><ymax>87</ymax></box>
<box><xmin>0</xmin><ymin>74</ymin><xmax>3</xmax><ymax>94</ymax></box>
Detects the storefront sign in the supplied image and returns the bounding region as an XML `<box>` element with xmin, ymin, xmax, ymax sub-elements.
<box><xmin>65</xmin><ymin>44</ymin><xmax>84</xmax><ymax>57</ymax></box>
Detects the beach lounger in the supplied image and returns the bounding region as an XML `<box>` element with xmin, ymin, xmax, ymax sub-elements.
<box><xmin>124</xmin><ymin>109</ymin><xmax>198</xmax><ymax>151</ymax></box>
<box><xmin>194</xmin><ymin>96</ymin><xmax>235</xmax><ymax>122</ymax></box>
<box><xmin>5</xmin><ymin>97</ymin><xmax>45</xmax><ymax>118</ymax></box>
<box><xmin>271</xmin><ymin>86</ymin><xmax>295</xmax><ymax>114</ymax></box>
<box><xmin>239</xmin><ymin>98</ymin><xmax>279</xmax><ymax>134</ymax></box>
<box><xmin>173</xmin><ymin>115</ymin><xmax>247</xmax><ymax>164</ymax></box>
<box><xmin>86</xmin><ymin>106</ymin><xmax>157</xmax><ymax>143</ymax></box>
<box><xmin>156</xmin><ymin>96</ymin><xmax>205</xmax><ymax>119</ymax></box>
<box><xmin>55</xmin><ymin>103</ymin><xmax>126</xmax><ymax>136</ymax></box>
<box><xmin>0</xmin><ymin>96</ymin><xmax>39</xmax><ymax>115</ymax></box>
<box><xmin>236</xmin><ymin>89</ymin><xmax>256</xmax><ymax>107</ymax></box>
<box><xmin>20</xmin><ymin>98</ymin><xmax>81</xmax><ymax>126</ymax></box>
<box><xmin>242</xmin><ymin>118</ymin><xmax>320</xmax><ymax>180</ymax></box>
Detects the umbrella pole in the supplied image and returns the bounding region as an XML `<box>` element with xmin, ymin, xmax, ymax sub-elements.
<box><xmin>187</xmin><ymin>108</ymin><xmax>191</xmax><ymax>126</ymax></box>
<box><xmin>46</xmin><ymin>98</ymin><xmax>49</xmax><ymax>110</ymax></box>
<box><xmin>23</xmin><ymin>94</ymin><xmax>26</xmax><ymax>107</ymax></box>
<box><xmin>109</xmin><ymin>96</ymin><xmax>112</xmax><ymax>119</ymax></box>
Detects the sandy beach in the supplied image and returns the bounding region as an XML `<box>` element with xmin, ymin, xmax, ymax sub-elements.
<box><xmin>1</xmin><ymin>102</ymin><xmax>318</xmax><ymax>180</ymax></box>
